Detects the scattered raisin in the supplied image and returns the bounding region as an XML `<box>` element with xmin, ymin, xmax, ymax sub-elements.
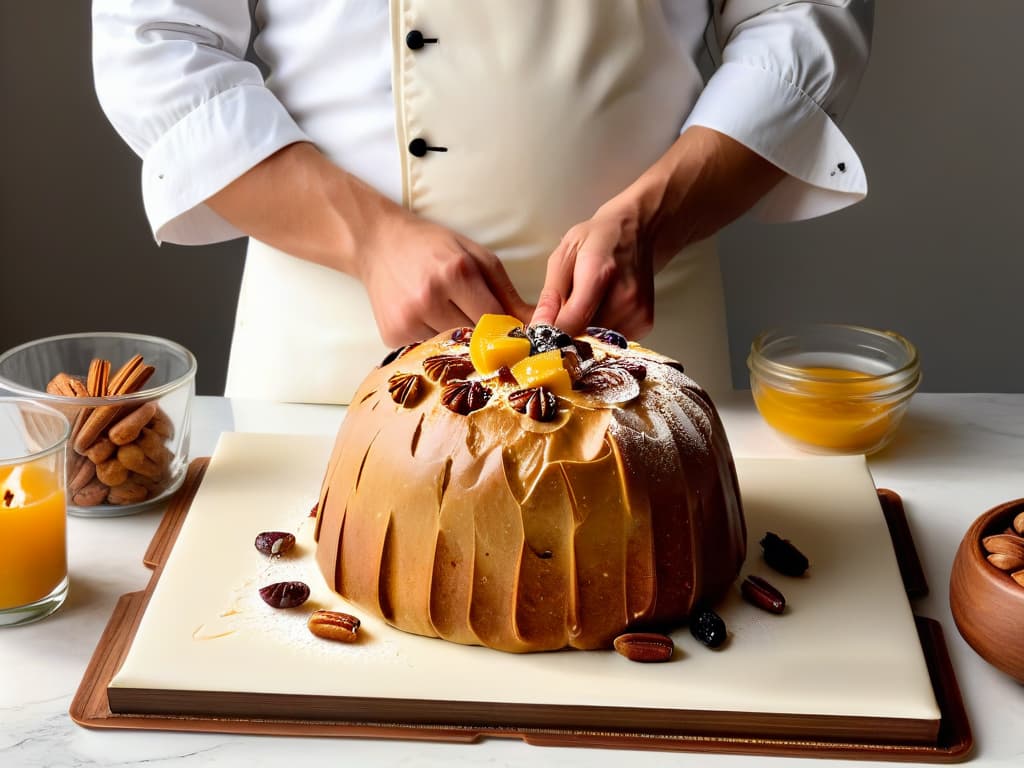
<box><xmin>254</xmin><ymin>531</ymin><xmax>296</xmax><ymax>557</ymax></box>
<box><xmin>760</xmin><ymin>532</ymin><xmax>810</xmax><ymax>577</ymax></box>
<box><xmin>259</xmin><ymin>581</ymin><xmax>310</xmax><ymax>609</ymax></box>
<box><xmin>690</xmin><ymin>607</ymin><xmax>727</xmax><ymax>648</ymax></box>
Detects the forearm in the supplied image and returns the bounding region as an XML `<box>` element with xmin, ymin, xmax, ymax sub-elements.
<box><xmin>606</xmin><ymin>126</ymin><xmax>785</xmax><ymax>267</ymax></box>
<box><xmin>205</xmin><ymin>142</ymin><xmax>402</xmax><ymax>277</ymax></box>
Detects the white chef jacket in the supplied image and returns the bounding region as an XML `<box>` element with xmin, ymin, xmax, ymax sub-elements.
<box><xmin>93</xmin><ymin>1</ymin><xmax>871</xmax><ymax>246</ymax></box>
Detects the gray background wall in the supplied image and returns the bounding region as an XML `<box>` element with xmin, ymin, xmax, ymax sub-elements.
<box><xmin>2</xmin><ymin>1</ymin><xmax>1021</xmax><ymax>395</ymax></box>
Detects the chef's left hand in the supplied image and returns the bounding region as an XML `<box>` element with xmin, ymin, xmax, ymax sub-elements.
<box><xmin>532</xmin><ymin>204</ymin><xmax>655</xmax><ymax>339</ymax></box>
<box><xmin>532</xmin><ymin>126</ymin><xmax>786</xmax><ymax>337</ymax></box>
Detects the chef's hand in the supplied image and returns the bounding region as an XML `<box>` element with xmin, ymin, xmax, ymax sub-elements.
<box><xmin>532</xmin><ymin>206</ymin><xmax>655</xmax><ymax>339</ymax></box>
<box><xmin>207</xmin><ymin>142</ymin><xmax>531</xmax><ymax>347</ymax></box>
<box><xmin>358</xmin><ymin>211</ymin><xmax>533</xmax><ymax>346</ymax></box>
<box><xmin>532</xmin><ymin>126</ymin><xmax>785</xmax><ymax>336</ymax></box>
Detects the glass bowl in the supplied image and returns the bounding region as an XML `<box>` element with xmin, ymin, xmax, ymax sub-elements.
<box><xmin>747</xmin><ymin>324</ymin><xmax>921</xmax><ymax>455</ymax></box>
<box><xmin>0</xmin><ymin>333</ymin><xmax>196</xmax><ymax>517</ymax></box>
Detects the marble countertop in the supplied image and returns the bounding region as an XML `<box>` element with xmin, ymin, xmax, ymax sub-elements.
<box><xmin>3</xmin><ymin>393</ymin><xmax>1023</xmax><ymax>767</ymax></box>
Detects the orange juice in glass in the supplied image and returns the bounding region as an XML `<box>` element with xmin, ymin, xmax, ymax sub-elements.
<box><xmin>0</xmin><ymin>399</ymin><xmax>70</xmax><ymax>626</ymax></box>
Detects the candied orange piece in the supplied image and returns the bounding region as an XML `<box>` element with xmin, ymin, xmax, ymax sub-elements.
<box><xmin>470</xmin><ymin>314</ymin><xmax>530</xmax><ymax>374</ymax></box>
<box><xmin>510</xmin><ymin>350</ymin><xmax>573</xmax><ymax>397</ymax></box>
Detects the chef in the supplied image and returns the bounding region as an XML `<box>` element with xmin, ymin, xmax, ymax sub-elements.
<box><xmin>92</xmin><ymin>0</ymin><xmax>872</xmax><ymax>402</ymax></box>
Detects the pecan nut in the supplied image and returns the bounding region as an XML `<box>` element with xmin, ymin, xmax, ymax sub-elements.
<box><xmin>387</xmin><ymin>372</ymin><xmax>425</xmax><ymax>407</ymax></box>
<box><xmin>508</xmin><ymin>387</ymin><xmax>558</xmax><ymax>422</ymax></box>
<box><xmin>740</xmin><ymin>574</ymin><xmax>786</xmax><ymax>614</ymax></box>
<box><xmin>574</xmin><ymin>362</ymin><xmax>640</xmax><ymax>405</ymax></box>
<box><xmin>441</xmin><ymin>380</ymin><xmax>492</xmax><ymax>415</ymax></box>
<box><xmin>423</xmin><ymin>354</ymin><xmax>475</xmax><ymax>384</ymax></box>
<box><xmin>308</xmin><ymin>609</ymin><xmax>361</xmax><ymax>643</ymax></box>
<box><xmin>613</xmin><ymin>632</ymin><xmax>674</xmax><ymax>662</ymax></box>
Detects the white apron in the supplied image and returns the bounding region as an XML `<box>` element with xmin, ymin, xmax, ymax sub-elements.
<box><xmin>225</xmin><ymin>0</ymin><xmax>731</xmax><ymax>404</ymax></box>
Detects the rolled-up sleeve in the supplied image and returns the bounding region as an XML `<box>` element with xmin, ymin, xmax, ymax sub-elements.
<box><xmin>92</xmin><ymin>2</ymin><xmax>310</xmax><ymax>244</ymax></box>
<box><xmin>683</xmin><ymin>0</ymin><xmax>873</xmax><ymax>222</ymax></box>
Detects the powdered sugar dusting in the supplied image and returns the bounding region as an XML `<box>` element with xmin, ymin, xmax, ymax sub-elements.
<box><xmin>192</xmin><ymin>504</ymin><xmax>402</xmax><ymax>664</ymax></box>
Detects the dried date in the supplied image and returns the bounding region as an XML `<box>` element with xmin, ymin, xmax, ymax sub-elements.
<box><xmin>259</xmin><ymin>581</ymin><xmax>310</xmax><ymax>609</ymax></box>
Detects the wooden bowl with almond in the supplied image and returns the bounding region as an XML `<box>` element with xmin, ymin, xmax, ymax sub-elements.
<box><xmin>949</xmin><ymin>499</ymin><xmax>1024</xmax><ymax>683</ymax></box>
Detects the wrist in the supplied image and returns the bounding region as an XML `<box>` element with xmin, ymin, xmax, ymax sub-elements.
<box><xmin>320</xmin><ymin>159</ymin><xmax>409</xmax><ymax>281</ymax></box>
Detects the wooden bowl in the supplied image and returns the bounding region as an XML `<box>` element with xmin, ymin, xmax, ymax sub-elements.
<box><xmin>949</xmin><ymin>499</ymin><xmax>1024</xmax><ymax>683</ymax></box>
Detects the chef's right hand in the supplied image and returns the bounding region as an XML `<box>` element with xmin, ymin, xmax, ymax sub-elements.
<box><xmin>358</xmin><ymin>211</ymin><xmax>533</xmax><ymax>347</ymax></box>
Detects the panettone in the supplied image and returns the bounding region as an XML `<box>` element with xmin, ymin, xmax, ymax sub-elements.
<box><xmin>314</xmin><ymin>315</ymin><xmax>745</xmax><ymax>652</ymax></box>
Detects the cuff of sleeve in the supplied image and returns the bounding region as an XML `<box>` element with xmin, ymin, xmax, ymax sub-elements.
<box><xmin>140</xmin><ymin>84</ymin><xmax>310</xmax><ymax>245</ymax></box>
<box><xmin>683</xmin><ymin>61</ymin><xmax>867</xmax><ymax>223</ymax></box>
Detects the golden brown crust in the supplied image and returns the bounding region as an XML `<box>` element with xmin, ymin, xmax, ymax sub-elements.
<box><xmin>315</xmin><ymin>331</ymin><xmax>745</xmax><ymax>652</ymax></box>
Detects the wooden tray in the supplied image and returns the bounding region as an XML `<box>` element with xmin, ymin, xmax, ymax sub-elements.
<box><xmin>70</xmin><ymin>459</ymin><xmax>972</xmax><ymax>761</ymax></box>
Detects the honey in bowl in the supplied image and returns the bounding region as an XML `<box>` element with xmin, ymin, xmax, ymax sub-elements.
<box><xmin>748</xmin><ymin>326</ymin><xmax>921</xmax><ymax>455</ymax></box>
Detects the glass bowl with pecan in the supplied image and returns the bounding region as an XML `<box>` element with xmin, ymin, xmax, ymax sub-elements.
<box><xmin>0</xmin><ymin>332</ymin><xmax>196</xmax><ymax>517</ymax></box>
<box><xmin>949</xmin><ymin>498</ymin><xmax>1024</xmax><ymax>683</ymax></box>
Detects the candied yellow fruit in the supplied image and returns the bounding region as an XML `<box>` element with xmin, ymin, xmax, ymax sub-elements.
<box><xmin>470</xmin><ymin>314</ymin><xmax>530</xmax><ymax>374</ymax></box>
<box><xmin>510</xmin><ymin>350</ymin><xmax>573</xmax><ymax>397</ymax></box>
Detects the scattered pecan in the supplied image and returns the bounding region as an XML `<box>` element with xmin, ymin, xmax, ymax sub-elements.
<box><xmin>308</xmin><ymin>609</ymin><xmax>361</xmax><ymax>643</ymax></box>
<box><xmin>423</xmin><ymin>354</ymin><xmax>475</xmax><ymax>384</ymax></box>
<box><xmin>740</xmin><ymin>574</ymin><xmax>786</xmax><ymax>614</ymax></box>
<box><xmin>613</xmin><ymin>632</ymin><xmax>674</xmax><ymax>663</ymax></box>
<box><xmin>441</xmin><ymin>380</ymin><xmax>492</xmax><ymax>415</ymax></box>
<box><xmin>387</xmin><ymin>371</ymin><xmax>425</xmax><ymax>407</ymax></box>
<box><xmin>508</xmin><ymin>387</ymin><xmax>558</xmax><ymax>422</ymax></box>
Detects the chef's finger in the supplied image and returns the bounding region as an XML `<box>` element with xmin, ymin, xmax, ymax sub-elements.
<box><xmin>593</xmin><ymin>281</ymin><xmax>655</xmax><ymax>340</ymax></box>
<box><xmin>443</xmin><ymin>301</ymin><xmax>478</xmax><ymax>331</ymax></box>
<box><xmin>443</xmin><ymin>247</ymin><xmax>512</xmax><ymax>323</ymax></box>
<box><xmin>421</xmin><ymin>299</ymin><xmax>477</xmax><ymax>337</ymax></box>
<box><xmin>553</xmin><ymin>249</ymin><xmax>616</xmax><ymax>336</ymax></box>
<box><xmin>379</xmin><ymin>319</ymin><xmax>436</xmax><ymax>348</ymax></box>
<box><xmin>531</xmin><ymin>241</ymin><xmax>575</xmax><ymax>328</ymax></box>
<box><xmin>462</xmin><ymin>239</ymin><xmax>534</xmax><ymax>322</ymax></box>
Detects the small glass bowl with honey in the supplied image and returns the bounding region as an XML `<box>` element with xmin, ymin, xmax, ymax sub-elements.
<box><xmin>747</xmin><ymin>324</ymin><xmax>921</xmax><ymax>455</ymax></box>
